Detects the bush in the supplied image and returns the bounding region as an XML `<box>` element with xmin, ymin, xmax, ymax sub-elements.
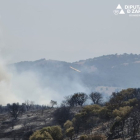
<box><xmin>82</xmin><ymin>105</ymin><xmax>102</xmax><ymax>116</ymax></box>
<box><xmin>41</xmin><ymin>125</ymin><xmax>63</xmax><ymax>140</ymax></box>
<box><xmin>106</xmin><ymin>88</ymin><xmax>139</xmax><ymax>110</ymax></box>
<box><xmin>79</xmin><ymin>134</ymin><xmax>106</xmax><ymax>140</ymax></box>
<box><xmin>29</xmin><ymin>130</ymin><xmax>53</xmax><ymax>140</ymax></box>
<box><xmin>114</xmin><ymin>116</ymin><xmax>121</xmax><ymax>122</ymax></box>
<box><xmin>113</xmin><ymin>106</ymin><xmax>133</xmax><ymax>118</ymax></box>
<box><xmin>124</xmin><ymin>98</ymin><xmax>138</xmax><ymax>106</ymax></box>
<box><xmin>64</xmin><ymin>120</ymin><xmax>73</xmax><ymax>130</ymax></box>
<box><xmin>72</xmin><ymin>113</ymin><xmax>83</xmax><ymax>133</ymax></box>
<box><xmin>79</xmin><ymin>135</ymin><xmax>88</xmax><ymax>140</ymax></box>
<box><xmin>30</xmin><ymin>125</ymin><xmax>63</xmax><ymax>140</ymax></box>
<box><xmin>50</xmin><ymin>125</ymin><xmax>63</xmax><ymax>140</ymax></box>
<box><xmin>99</xmin><ymin>107</ymin><xmax>111</xmax><ymax>120</ymax></box>
<box><xmin>72</xmin><ymin>105</ymin><xmax>102</xmax><ymax>133</ymax></box>
<box><xmin>65</xmin><ymin>127</ymin><xmax>75</xmax><ymax>140</ymax></box>
<box><xmin>53</xmin><ymin>106</ymin><xmax>72</xmax><ymax>126</ymax></box>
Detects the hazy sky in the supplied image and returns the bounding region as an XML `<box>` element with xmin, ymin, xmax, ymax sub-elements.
<box><xmin>0</xmin><ymin>0</ymin><xmax>140</xmax><ymax>63</ymax></box>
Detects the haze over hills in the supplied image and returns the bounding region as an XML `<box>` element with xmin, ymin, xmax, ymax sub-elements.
<box><xmin>10</xmin><ymin>53</ymin><xmax>140</xmax><ymax>98</ymax></box>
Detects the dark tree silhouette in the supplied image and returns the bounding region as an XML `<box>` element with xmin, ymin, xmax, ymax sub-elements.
<box><xmin>65</xmin><ymin>93</ymin><xmax>88</xmax><ymax>107</ymax></box>
<box><xmin>50</xmin><ymin>100</ymin><xmax>57</xmax><ymax>107</ymax></box>
<box><xmin>89</xmin><ymin>92</ymin><xmax>102</xmax><ymax>104</ymax></box>
<box><xmin>7</xmin><ymin>103</ymin><xmax>21</xmax><ymax>120</ymax></box>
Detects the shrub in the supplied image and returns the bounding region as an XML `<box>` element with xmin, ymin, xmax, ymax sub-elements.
<box><xmin>114</xmin><ymin>116</ymin><xmax>121</xmax><ymax>122</ymax></box>
<box><xmin>99</xmin><ymin>107</ymin><xmax>111</xmax><ymax>120</ymax></box>
<box><xmin>30</xmin><ymin>125</ymin><xmax>63</xmax><ymax>140</ymax></box>
<box><xmin>72</xmin><ymin>113</ymin><xmax>83</xmax><ymax>133</ymax></box>
<box><xmin>72</xmin><ymin>105</ymin><xmax>102</xmax><ymax>133</ymax></box>
<box><xmin>79</xmin><ymin>134</ymin><xmax>106</xmax><ymax>140</ymax></box>
<box><xmin>79</xmin><ymin>135</ymin><xmax>88</xmax><ymax>140</ymax></box>
<box><xmin>64</xmin><ymin>120</ymin><xmax>73</xmax><ymax>130</ymax></box>
<box><xmin>124</xmin><ymin>98</ymin><xmax>138</xmax><ymax>106</ymax></box>
<box><xmin>113</xmin><ymin>106</ymin><xmax>133</xmax><ymax>118</ymax></box>
<box><xmin>53</xmin><ymin>106</ymin><xmax>72</xmax><ymax>126</ymax></box>
<box><xmin>29</xmin><ymin>130</ymin><xmax>53</xmax><ymax>140</ymax></box>
<box><xmin>82</xmin><ymin>105</ymin><xmax>102</xmax><ymax>116</ymax></box>
<box><xmin>65</xmin><ymin>127</ymin><xmax>75</xmax><ymax>140</ymax></box>
<box><xmin>41</xmin><ymin>125</ymin><xmax>63</xmax><ymax>140</ymax></box>
<box><xmin>106</xmin><ymin>88</ymin><xmax>139</xmax><ymax>110</ymax></box>
<box><xmin>50</xmin><ymin>125</ymin><xmax>63</xmax><ymax>140</ymax></box>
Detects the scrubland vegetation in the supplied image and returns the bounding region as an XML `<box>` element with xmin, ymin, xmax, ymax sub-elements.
<box><xmin>0</xmin><ymin>88</ymin><xmax>140</xmax><ymax>139</ymax></box>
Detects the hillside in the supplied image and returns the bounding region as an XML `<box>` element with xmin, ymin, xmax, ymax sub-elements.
<box><xmin>11</xmin><ymin>54</ymin><xmax>140</xmax><ymax>93</ymax></box>
<box><xmin>1</xmin><ymin>88</ymin><xmax>140</xmax><ymax>140</ymax></box>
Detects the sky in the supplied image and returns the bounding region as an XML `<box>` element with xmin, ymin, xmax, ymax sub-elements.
<box><xmin>0</xmin><ymin>0</ymin><xmax>140</xmax><ymax>63</ymax></box>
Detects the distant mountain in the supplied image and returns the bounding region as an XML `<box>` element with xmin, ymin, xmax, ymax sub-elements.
<box><xmin>11</xmin><ymin>54</ymin><xmax>140</xmax><ymax>95</ymax></box>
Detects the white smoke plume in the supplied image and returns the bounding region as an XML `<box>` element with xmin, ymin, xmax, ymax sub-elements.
<box><xmin>0</xmin><ymin>58</ymin><xmax>90</xmax><ymax>106</ymax></box>
<box><xmin>0</xmin><ymin>59</ymin><xmax>20</xmax><ymax>105</ymax></box>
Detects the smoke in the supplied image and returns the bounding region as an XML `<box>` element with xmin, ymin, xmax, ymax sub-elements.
<box><xmin>10</xmin><ymin>70</ymin><xmax>62</xmax><ymax>105</ymax></box>
<box><xmin>9</xmin><ymin>70</ymin><xmax>90</xmax><ymax>105</ymax></box>
<box><xmin>0</xmin><ymin>17</ymin><xmax>89</xmax><ymax>105</ymax></box>
<box><xmin>0</xmin><ymin>60</ymin><xmax>10</xmax><ymax>82</ymax></box>
<box><xmin>0</xmin><ymin>59</ymin><xmax>91</xmax><ymax>106</ymax></box>
<box><xmin>0</xmin><ymin>61</ymin><xmax>61</xmax><ymax>105</ymax></box>
<box><xmin>0</xmin><ymin>59</ymin><xmax>20</xmax><ymax>105</ymax></box>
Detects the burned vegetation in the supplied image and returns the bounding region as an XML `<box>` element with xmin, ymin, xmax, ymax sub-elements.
<box><xmin>0</xmin><ymin>89</ymin><xmax>140</xmax><ymax>140</ymax></box>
